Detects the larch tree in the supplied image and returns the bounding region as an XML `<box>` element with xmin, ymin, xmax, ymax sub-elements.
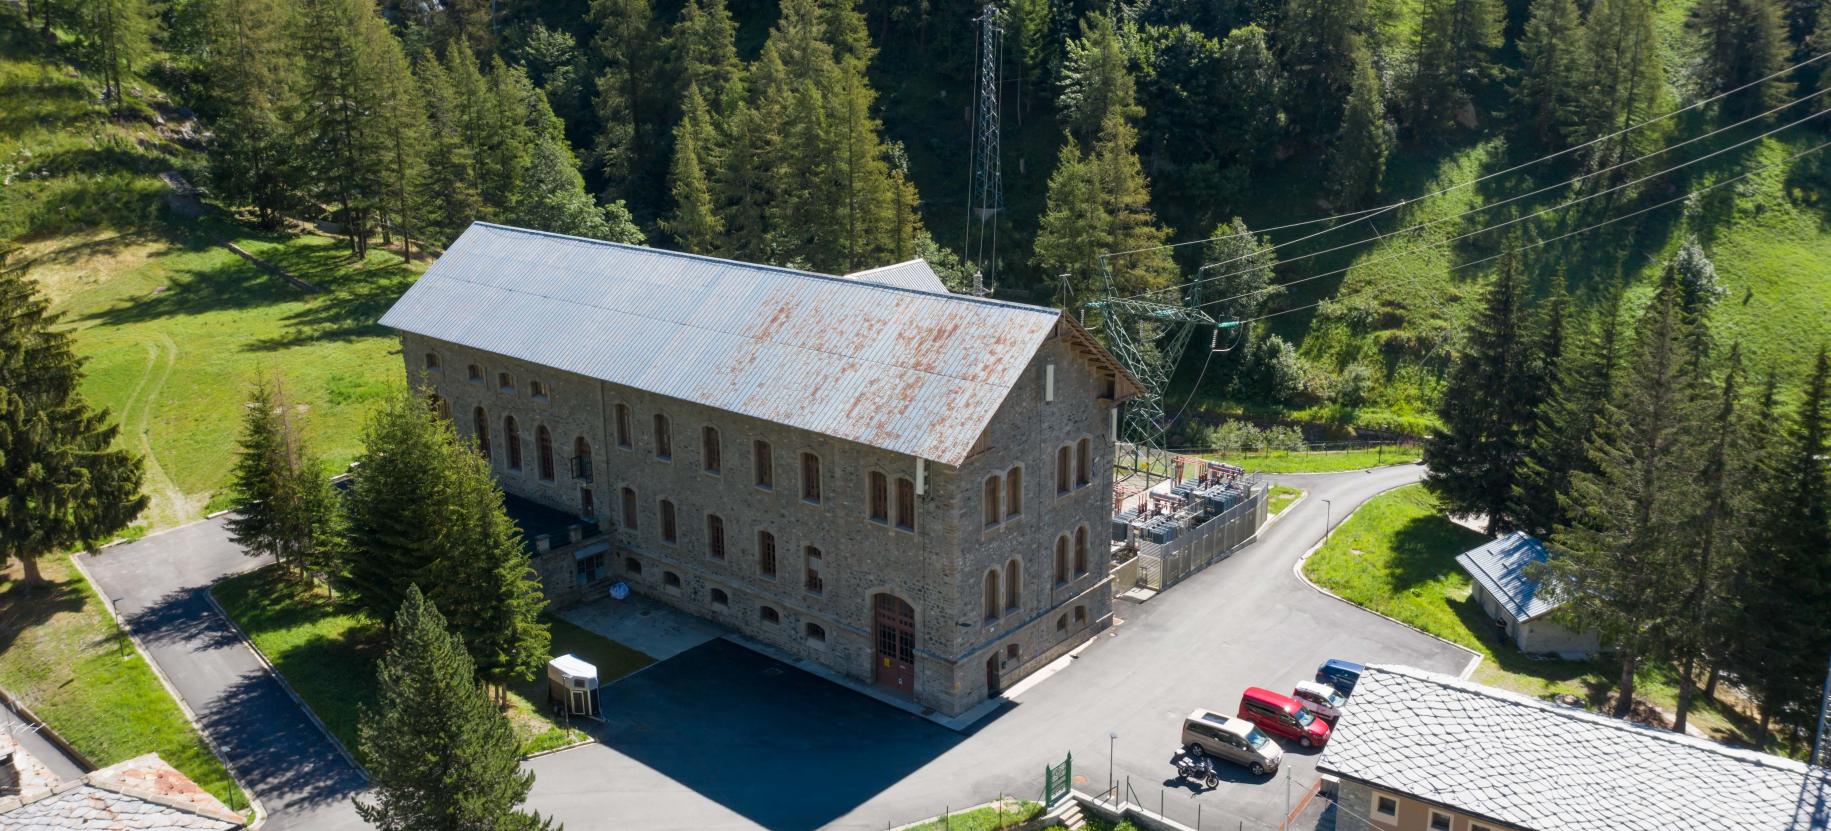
<box><xmin>80</xmin><ymin>0</ymin><xmax>153</xmax><ymax>107</ymax></box>
<box><xmin>1405</xmin><ymin>0</ymin><xmax>1503</xmax><ymax>138</ymax></box>
<box><xmin>1034</xmin><ymin>110</ymin><xmax>1178</xmax><ymax>307</ymax></box>
<box><xmin>1570</xmin><ymin>0</ymin><xmax>1666</xmax><ymax>177</ymax></box>
<box><xmin>591</xmin><ymin>0</ymin><xmax>662</xmax><ymax>199</ymax></box>
<box><xmin>665</xmin><ymin>84</ymin><xmax>726</xmax><ymax>254</ymax></box>
<box><xmin>0</xmin><ymin>262</ymin><xmax>146</xmax><ymax>584</ymax></box>
<box><xmin>1544</xmin><ymin>268</ymin><xmax>1706</xmax><ymax>719</ymax></box>
<box><xmin>1213</xmin><ymin>24</ymin><xmax>1283</xmax><ymax>171</ymax></box>
<box><xmin>1197</xmin><ymin>218</ymin><xmax>1281</xmax><ymax>324</ymax></box>
<box><xmin>356</xmin><ymin>586</ymin><xmax>556</xmax><ymax>831</ymax></box>
<box><xmin>511</xmin><ymin>136</ymin><xmax>645</xmax><ymax>243</ymax></box>
<box><xmin>716</xmin><ymin>49</ymin><xmax>790</xmax><ymax>263</ymax></box>
<box><xmin>227</xmin><ymin>377</ymin><xmax>304</xmax><ymax>574</ymax></box>
<box><xmin>1514</xmin><ymin>0</ymin><xmax>1584</xmax><ymax>147</ymax></box>
<box><xmin>1326</xmin><ymin>47</ymin><xmax>1392</xmax><ymax>207</ymax></box>
<box><xmin>1275</xmin><ymin>0</ymin><xmax>1367</xmax><ymax>145</ymax></box>
<box><xmin>1692</xmin><ymin>0</ymin><xmax>1792</xmax><ymax>117</ymax></box>
<box><xmin>414</xmin><ymin>53</ymin><xmax>486</xmax><ymax>246</ymax></box>
<box><xmin>669</xmin><ymin>0</ymin><xmax>745</xmax><ymax>115</ymax></box>
<box><xmin>197</xmin><ymin>0</ymin><xmax>297</xmax><ymax>227</ymax></box>
<box><xmin>1057</xmin><ymin>13</ymin><xmax>1142</xmax><ymax>144</ymax></box>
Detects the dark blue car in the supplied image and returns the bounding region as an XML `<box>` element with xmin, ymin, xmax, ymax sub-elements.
<box><xmin>1315</xmin><ymin>659</ymin><xmax>1364</xmax><ymax>696</ymax></box>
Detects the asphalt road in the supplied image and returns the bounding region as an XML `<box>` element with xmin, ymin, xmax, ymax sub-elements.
<box><xmin>78</xmin><ymin>520</ymin><xmax>369</xmax><ymax>831</ymax></box>
<box><xmin>526</xmin><ymin>462</ymin><xmax>1473</xmax><ymax>830</ymax></box>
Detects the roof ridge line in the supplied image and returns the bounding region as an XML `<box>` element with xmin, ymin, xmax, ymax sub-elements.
<box><xmin>1373</xmin><ymin>664</ymin><xmax>1821</xmax><ymax>775</ymax></box>
<box><xmin>468</xmin><ymin>222</ymin><xmax>1047</xmax><ymax>314</ymax></box>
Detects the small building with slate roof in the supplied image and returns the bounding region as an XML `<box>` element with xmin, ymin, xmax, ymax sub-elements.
<box><xmin>1456</xmin><ymin>531</ymin><xmax>1599</xmax><ymax>656</ymax></box>
<box><xmin>1318</xmin><ymin>665</ymin><xmax>1829</xmax><ymax>831</ymax></box>
<box><xmin>379</xmin><ymin>222</ymin><xmax>1141</xmax><ymax>717</ymax></box>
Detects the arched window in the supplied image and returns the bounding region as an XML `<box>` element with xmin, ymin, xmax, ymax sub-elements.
<box><xmin>710</xmin><ymin>588</ymin><xmax>729</xmax><ymax>607</ymax></box>
<box><xmin>702</xmin><ymin>426</ymin><xmax>721</xmax><ymax>472</ymax></box>
<box><xmin>896</xmin><ymin>477</ymin><xmax>916</xmax><ymax>531</ymax></box>
<box><xmin>982</xmin><ymin>476</ymin><xmax>1001</xmax><ymax>527</ymax></box>
<box><xmin>803</xmin><ymin>546</ymin><xmax>823</xmax><ymax>594</ymax></box>
<box><xmin>982</xmin><ymin>570</ymin><xmax>999</xmax><ymax>622</ymax></box>
<box><xmin>615</xmin><ymin>404</ymin><xmax>631</xmax><ymax>447</ymax></box>
<box><xmin>1074</xmin><ymin>525</ymin><xmax>1089</xmax><ymax>576</ymax></box>
<box><xmin>1005</xmin><ymin>467</ymin><xmax>1022</xmax><ymax>518</ymax></box>
<box><xmin>868</xmin><ymin>471</ymin><xmax>889</xmax><ymax>522</ymax></box>
<box><xmin>467</xmin><ymin>363</ymin><xmax>483</xmax><ymax>383</ymax></box>
<box><xmin>624</xmin><ymin>556</ymin><xmax>642</xmax><ymax>575</ymax></box>
<box><xmin>573</xmin><ymin>437</ymin><xmax>592</xmax><ymax>481</ymax></box>
<box><xmin>473</xmin><ymin>407</ymin><xmax>491</xmax><ymax>460</ymax></box>
<box><xmin>663</xmin><ymin>570</ymin><xmax>681</xmax><ymax>589</ymax></box>
<box><xmin>1056</xmin><ymin>445</ymin><xmax>1071</xmax><ymax>494</ymax></box>
<box><xmin>758</xmin><ymin>530</ymin><xmax>777</xmax><ymax>577</ymax></box>
<box><xmin>536</xmin><ymin>425</ymin><xmax>554</xmax><ymax>480</ymax></box>
<box><xmin>1004</xmin><ymin>560</ymin><xmax>1019</xmax><ymax>612</ymax></box>
<box><xmin>759</xmin><ymin>606</ymin><xmax>780</xmax><ymax>624</ymax></box>
<box><xmin>801</xmin><ymin>453</ymin><xmax>822</xmax><ymax>503</ymax></box>
<box><xmin>504</xmin><ymin>416</ymin><xmax>522</xmax><ymax>470</ymax></box>
<box><xmin>1076</xmin><ymin>438</ymin><xmax>1092</xmax><ymax>486</ymax></box>
<box><xmin>653</xmin><ymin>413</ymin><xmax>672</xmax><ymax>459</ymax></box>
<box><xmin>1054</xmin><ymin>535</ymin><xmax>1069</xmax><ymax>584</ymax></box>
<box><xmin>706</xmin><ymin>514</ymin><xmax>725</xmax><ymax>559</ymax></box>
<box><xmin>660</xmin><ymin>499</ymin><xmax>677</xmax><ymax>543</ymax></box>
<box><xmin>620</xmin><ymin>487</ymin><xmax>637</xmax><ymax>529</ymax></box>
<box><xmin>805</xmin><ymin>622</ymin><xmax>826</xmax><ymax>643</ymax></box>
<box><xmin>497</xmin><ymin>371</ymin><xmax>514</xmax><ymax>393</ymax></box>
<box><xmin>754</xmin><ymin>440</ymin><xmax>773</xmax><ymax>488</ymax></box>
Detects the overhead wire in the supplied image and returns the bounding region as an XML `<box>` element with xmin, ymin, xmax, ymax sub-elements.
<box><xmin>1234</xmin><ymin>136</ymin><xmax>1831</xmax><ymax>325</ymax></box>
<box><xmin>1094</xmin><ymin>47</ymin><xmax>1831</xmax><ymax>264</ymax></box>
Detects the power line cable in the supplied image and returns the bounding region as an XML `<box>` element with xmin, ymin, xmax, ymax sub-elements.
<box><xmin>1236</xmin><ymin>136</ymin><xmax>1831</xmax><ymax>325</ymax></box>
<box><xmin>1182</xmin><ymin>104</ymin><xmax>1831</xmax><ymax>312</ymax></box>
<box><xmin>1093</xmin><ymin>48</ymin><xmax>1831</xmax><ymax>262</ymax></box>
<box><xmin>1136</xmin><ymin>82</ymin><xmax>1831</xmax><ymax>304</ymax></box>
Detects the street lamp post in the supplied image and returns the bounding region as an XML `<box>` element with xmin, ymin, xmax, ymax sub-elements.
<box><xmin>1321</xmin><ymin>498</ymin><xmax>1333</xmax><ymax>542</ymax></box>
<box><xmin>1108</xmin><ymin>730</ymin><xmax>1118</xmax><ymax>799</ymax></box>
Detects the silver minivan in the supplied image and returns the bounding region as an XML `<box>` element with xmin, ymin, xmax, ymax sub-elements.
<box><xmin>1180</xmin><ymin>709</ymin><xmax>1282</xmax><ymax>775</ymax></box>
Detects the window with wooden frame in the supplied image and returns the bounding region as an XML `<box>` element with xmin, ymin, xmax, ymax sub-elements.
<box><xmin>702</xmin><ymin>426</ymin><xmax>721</xmax><ymax>473</ymax></box>
<box><xmin>428</xmin><ymin>394</ymin><xmax>450</xmax><ymax>421</ymax></box>
<box><xmin>1004</xmin><ymin>560</ymin><xmax>1019</xmax><ymax>612</ymax></box>
<box><xmin>504</xmin><ymin>416</ymin><xmax>522</xmax><ymax>470</ymax></box>
<box><xmin>868</xmin><ymin>471</ymin><xmax>889</xmax><ymax>523</ymax></box>
<box><xmin>653</xmin><ymin>413</ymin><xmax>672</xmax><ymax>460</ymax></box>
<box><xmin>529</xmin><ymin>379</ymin><xmax>549</xmax><ymax>401</ymax></box>
<box><xmin>982</xmin><ymin>570</ymin><xmax>999</xmax><ymax>622</ymax></box>
<box><xmin>801</xmin><ymin>453</ymin><xmax>821</xmax><ymax>503</ymax></box>
<box><xmin>473</xmin><ymin>407</ymin><xmax>491</xmax><ymax>460</ymax></box>
<box><xmin>660</xmin><ymin>499</ymin><xmax>677</xmax><ymax>544</ymax></box>
<box><xmin>615</xmin><ymin>404</ymin><xmax>631</xmax><ymax>448</ymax></box>
<box><xmin>536</xmin><ymin>425</ymin><xmax>555</xmax><ymax>480</ymax></box>
<box><xmin>1004</xmin><ymin>467</ymin><xmax>1022</xmax><ymax>518</ymax></box>
<box><xmin>758</xmin><ymin>530</ymin><xmax>777</xmax><ymax>577</ymax></box>
<box><xmin>498</xmin><ymin>371</ymin><xmax>515</xmax><ymax>393</ymax></box>
<box><xmin>895</xmin><ymin>477</ymin><xmax>916</xmax><ymax>531</ymax></box>
<box><xmin>424</xmin><ymin>352</ymin><xmax>441</xmax><ymax>371</ymax></box>
<box><xmin>1054</xmin><ymin>535</ymin><xmax>1069</xmax><ymax>584</ymax></box>
<box><xmin>1074</xmin><ymin>525</ymin><xmax>1089</xmax><ymax>576</ymax></box>
<box><xmin>982</xmin><ymin>476</ymin><xmax>1002</xmax><ymax>527</ymax></box>
<box><xmin>804</xmin><ymin>622</ymin><xmax>826</xmax><ymax>643</ymax></box>
<box><xmin>620</xmin><ymin>487</ymin><xmax>637</xmax><ymax>529</ymax></box>
<box><xmin>754</xmin><ymin>440</ymin><xmax>773</xmax><ymax>488</ymax></box>
<box><xmin>467</xmin><ymin>363</ymin><xmax>483</xmax><ymax>383</ymax></box>
<box><xmin>706</xmin><ymin>514</ymin><xmax>725</xmax><ymax>559</ymax></box>
<box><xmin>803</xmin><ymin>546</ymin><xmax>823</xmax><ymax>594</ymax></box>
<box><xmin>1076</xmin><ymin>438</ymin><xmax>1091</xmax><ymax>487</ymax></box>
<box><xmin>1056</xmin><ymin>445</ymin><xmax>1072</xmax><ymax>494</ymax></box>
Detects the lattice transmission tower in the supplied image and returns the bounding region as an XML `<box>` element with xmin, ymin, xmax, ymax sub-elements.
<box><xmin>962</xmin><ymin>4</ymin><xmax>1004</xmax><ymax>296</ymax></box>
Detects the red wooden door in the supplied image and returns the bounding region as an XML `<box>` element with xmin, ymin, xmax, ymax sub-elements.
<box><xmin>872</xmin><ymin>593</ymin><xmax>915</xmax><ymax>697</ymax></box>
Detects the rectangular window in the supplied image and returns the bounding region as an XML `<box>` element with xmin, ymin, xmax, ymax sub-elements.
<box><xmin>1005</xmin><ymin>468</ymin><xmax>1022</xmax><ymax>518</ymax></box>
<box><xmin>424</xmin><ymin>352</ymin><xmax>441</xmax><ymax>371</ymax></box>
<box><xmin>801</xmin><ymin>453</ymin><xmax>821</xmax><ymax>503</ymax></box>
<box><xmin>804</xmin><ymin>546</ymin><xmax>823</xmax><ymax>594</ymax></box>
<box><xmin>654</xmin><ymin>414</ymin><xmax>672</xmax><ymax>459</ymax></box>
<box><xmin>467</xmin><ymin>364</ymin><xmax>483</xmax><ymax>383</ymax></box>
<box><xmin>868</xmin><ymin>472</ymin><xmax>888</xmax><ymax>522</ymax></box>
<box><xmin>529</xmin><ymin>379</ymin><xmax>549</xmax><ymax>400</ymax></box>
<box><xmin>754</xmin><ymin>440</ymin><xmax>773</xmax><ymax>489</ymax></box>
<box><xmin>1428</xmin><ymin>811</ymin><xmax>1451</xmax><ymax>831</ymax></box>
<box><xmin>895</xmin><ymin>477</ymin><xmax>916</xmax><ymax>531</ymax></box>
<box><xmin>660</xmin><ymin>500</ymin><xmax>677</xmax><ymax>544</ymax></box>
<box><xmin>498</xmin><ymin>372</ymin><xmax>514</xmax><ymax>393</ymax></box>
<box><xmin>620</xmin><ymin>487</ymin><xmax>637</xmax><ymax>529</ymax></box>
<box><xmin>615</xmin><ymin>404</ymin><xmax>631</xmax><ymax>448</ymax></box>
<box><xmin>1374</xmin><ymin>795</ymin><xmax>1398</xmax><ymax>819</ymax></box>
<box><xmin>703</xmin><ymin>426</ymin><xmax>721</xmax><ymax>473</ymax></box>
<box><xmin>982</xmin><ymin>477</ymin><xmax>1001</xmax><ymax>527</ymax></box>
<box><xmin>1076</xmin><ymin>438</ymin><xmax>1091</xmax><ymax>486</ymax></box>
<box><xmin>707</xmin><ymin>514</ymin><xmax>725</xmax><ymax>559</ymax></box>
<box><xmin>579</xmin><ymin>486</ymin><xmax>595</xmax><ymax>519</ymax></box>
<box><xmin>758</xmin><ymin>531</ymin><xmax>777</xmax><ymax>577</ymax></box>
<box><xmin>1057</xmin><ymin>446</ymin><xmax>1071</xmax><ymax>494</ymax></box>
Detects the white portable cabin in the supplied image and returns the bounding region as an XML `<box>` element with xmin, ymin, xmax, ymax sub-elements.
<box><xmin>546</xmin><ymin>653</ymin><xmax>600</xmax><ymax>718</ymax></box>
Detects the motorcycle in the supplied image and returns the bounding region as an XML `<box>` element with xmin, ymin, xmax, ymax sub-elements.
<box><xmin>1174</xmin><ymin>749</ymin><xmax>1219</xmax><ymax>789</ymax></box>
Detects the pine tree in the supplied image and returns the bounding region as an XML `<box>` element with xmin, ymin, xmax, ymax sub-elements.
<box><xmin>1423</xmin><ymin>256</ymin><xmax>1538</xmax><ymax>534</ymax></box>
<box><xmin>1058</xmin><ymin>13</ymin><xmax>1143</xmax><ymax>142</ymax></box>
<box><xmin>197</xmin><ymin>0</ymin><xmax>297</xmax><ymax>227</ymax></box>
<box><xmin>0</xmin><ymin>265</ymin><xmax>146</xmax><ymax>583</ymax></box>
<box><xmin>1730</xmin><ymin>349</ymin><xmax>1831</xmax><ymax>745</ymax></box>
<box><xmin>1197</xmin><ymin>218</ymin><xmax>1281</xmax><ymax>323</ymax></box>
<box><xmin>510</xmin><ymin>136</ymin><xmax>644</xmax><ymax>243</ymax></box>
<box><xmin>427</xmin><ymin>450</ymin><xmax>551</xmax><ymax>700</ymax></box>
<box><xmin>1571</xmin><ymin>0</ymin><xmax>1666</xmax><ymax>175</ymax></box>
<box><xmin>1327</xmin><ymin>49</ymin><xmax>1392</xmax><ymax>207</ymax></box>
<box><xmin>1514</xmin><ymin>293</ymin><xmax>1623</xmax><ymax>539</ymax></box>
<box><xmin>669</xmin><ymin>0</ymin><xmax>744</xmax><ymax>115</ymax></box>
<box><xmin>80</xmin><ymin>0</ymin><xmax>154</xmax><ymax>107</ymax></box>
<box><xmin>1544</xmin><ymin>268</ymin><xmax>1706</xmax><ymax>718</ymax></box>
<box><xmin>1034</xmin><ymin>110</ymin><xmax>1178</xmax><ymax>307</ymax></box>
<box><xmin>665</xmin><ymin>84</ymin><xmax>726</xmax><ymax>254</ymax></box>
<box><xmin>591</xmin><ymin>0</ymin><xmax>661</xmax><ymax>198</ymax></box>
<box><xmin>356</xmin><ymin>586</ymin><xmax>556</xmax><ymax>831</ymax></box>
<box><xmin>339</xmin><ymin>391</ymin><xmax>456</xmax><ymax>622</ymax></box>
<box><xmin>1406</xmin><ymin>0</ymin><xmax>1503</xmax><ymax>137</ymax></box>
<box><xmin>1275</xmin><ymin>0</ymin><xmax>1367</xmax><ymax>144</ymax></box>
<box><xmin>1514</xmin><ymin>0</ymin><xmax>1583</xmax><ymax>147</ymax></box>
<box><xmin>1692</xmin><ymin>0</ymin><xmax>1792</xmax><ymax>117</ymax></box>
<box><xmin>414</xmin><ymin>53</ymin><xmax>486</xmax><ymax>246</ymax></box>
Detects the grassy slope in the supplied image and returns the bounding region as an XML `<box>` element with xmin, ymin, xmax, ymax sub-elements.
<box><xmin>0</xmin><ymin>559</ymin><xmax>244</xmax><ymax>809</ymax></box>
<box><xmin>212</xmin><ymin>568</ymin><xmax>654</xmax><ymax>759</ymax></box>
<box><xmin>1300</xmin><ymin>485</ymin><xmax>1768</xmax><ymax>751</ymax></box>
<box><xmin>1206</xmin><ymin>445</ymin><xmax>1422</xmax><ymax>474</ymax></box>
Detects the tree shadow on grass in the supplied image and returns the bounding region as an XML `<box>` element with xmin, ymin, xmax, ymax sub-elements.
<box><xmin>0</xmin><ymin>574</ymin><xmax>85</xmax><ymax>661</ymax></box>
<box><xmin>1385</xmin><ymin>514</ymin><xmax>1488</xmax><ymax>592</ymax></box>
<box><xmin>242</xmin><ymin>256</ymin><xmax>418</xmax><ymax>352</ymax></box>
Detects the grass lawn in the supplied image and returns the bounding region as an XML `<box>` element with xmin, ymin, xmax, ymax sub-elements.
<box><xmin>900</xmin><ymin>799</ymin><xmax>1042</xmax><ymax>831</ymax></box>
<box><xmin>1300</xmin><ymin>484</ymin><xmax>1770</xmax><ymax>752</ymax></box>
<box><xmin>1204</xmin><ymin>445</ymin><xmax>1420</xmax><ymax>474</ymax></box>
<box><xmin>212</xmin><ymin>567</ymin><xmax>651</xmax><ymax>761</ymax></box>
<box><xmin>0</xmin><ymin>558</ymin><xmax>246</xmax><ymax>811</ymax></box>
<box><xmin>1268</xmin><ymin>485</ymin><xmax>1303</xmax><ymax>516</ymax></box>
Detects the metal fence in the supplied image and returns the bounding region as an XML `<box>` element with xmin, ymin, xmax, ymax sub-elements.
<box><xmin>1133</xmin><ymin>482</ymin><xmax>1268</xmax><ymax>591</ymax></box>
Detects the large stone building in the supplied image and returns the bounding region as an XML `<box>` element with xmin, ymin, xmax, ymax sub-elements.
<box><xmin>380</xmin><ymin>222</ymin><xmax>1140</xmax><ymax>717</ymax></box>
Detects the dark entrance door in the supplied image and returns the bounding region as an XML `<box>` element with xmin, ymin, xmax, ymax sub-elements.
<box><xmin>872</xmin><ymin>593</ymin><xmax>915</xmax><ymax>697</ymax></box>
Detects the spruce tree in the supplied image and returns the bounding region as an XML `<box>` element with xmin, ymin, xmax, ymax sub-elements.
<box><xmin>414</xmin><ymin>53</ymin><xmax>486</xmax><ymax>246</ymax></box>
<box><xmin>665</xmin><ymin>84</ymin><xmax>726</xmax><ymax>254</ymax></box>
<box><xmin>428</xmin><ymin>450</ymin><xmax>551</xmax><ymax>701</ymax></box>
<box><xmin>669</xmin><ymin>0</ymin><xmax>744</xmax><ymax>115</ymax></box>
<box><xmin>1692</xmin><ymin>0</ymin><xmax>1792</xmax><ymax>117</ymax></box>
<box><xmin>1406</xmin><ymin>0</ymin><xmax>1503</xmax><ymax>138</ymax></box>
<box><xmin>227</xmin><ymin>377</ymin><xmax>299</xmax><ymax>571</ymax></box>
<box><xmin>1514</xmin><ymin>0</ymin><xmax>1583</xmax><ymax>147</ymax></box>
<box><xmin>1514</xmin><ymin>293</ymin><xmax>1623</xmax><ymax>538</ymax></box>
<box><xmin>1197</xmin><ymin>218</ymin><xmax>1281</xmax><ymax>323</ymax></box>
<box><xmin>716</xmin><ymin>52</ymin><xmax>788</xmax><ymax>263</ymax></box>
<box><xmin>197</xmin><ymin>0</ymin><xmax>297</xmax><ymax>227</ymax></box>
<box><xmin>1034</xmin><ymin>110</ymin><xmax>1179</xmax><ymax>307</ymax></box>
<box><xmin>1058</xmin><ymin>13</ymin><xmax>1143</xmax><ymax>143</ymax></box>
<box><xmin>1544</xmin><ymin>268</ymin><xmax>1705</xmax><ymax>718</ymax></box>
<box><xmin>1571</xmin><ymin>0</ymin><xmax>1665</xmax><ymax>175</ymax></box>
<box><xmin>356</xmin><ymin>586</ymin><xmax>556</xmax><ymax>831</ymax></box>
<box><xmin>340</xmin><ymin>391</ymin><xmax>455</xmax><ymax>622</ymax></box>
<box><xmin>1327</xmin><ymin>49</ymin><xmax>1392</xmax><ymax>208</ymax></box>
<box><xmin>1423</xmin><ymin>256</ymin><xmax>1536</xmax><ymax>534</ymax></box>
<box><xmin>591</xmin><ymin>0</ymin><xmax>661</xmax><ymax>199</ymax></box>
<box><xmin>1275</xmin><ymin>0</ymin><xmax>1367</xmax><ymax>144</ymax></box>
<box><xmin>0</xmin><ymin>264</ymin><xmax>146</xmax><ymax>583</ymax></box>
<box><xmin>510</xmin><ymin>137</ymin><xmax>644</xmax><ymax>243</ymax></box>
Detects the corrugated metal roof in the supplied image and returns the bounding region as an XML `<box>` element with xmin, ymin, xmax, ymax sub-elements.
<box><xmin>378</xmin><ymin>222</ymin><xmax>1067</xmax><ymax>465</ymax></box>
<box><xmin>1455</xmin><ymin>531</ymin><xmax>1562</xmax><ymax>622</ymax></box>
<box><xmin>842</xmin><ymin>260</ymin><xmax>949</xmax><ymax>293</ymax></box>
<box><xmin>1320</xmin><ymin>665</ymin><xmax>1831</xmax><ymax>831</ymax></box>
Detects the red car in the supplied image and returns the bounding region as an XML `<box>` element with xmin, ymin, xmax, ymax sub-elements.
<box><xmin>1238</xmin><ymin>687</ymin><xmax>1332</xmax><ymax>748</ymax></box>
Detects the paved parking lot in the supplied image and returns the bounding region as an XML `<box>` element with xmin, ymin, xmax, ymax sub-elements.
<box><xmin>528</xmin><ymin>464</ymin><xmax>1474</xmax><ymax>831</ymax></box>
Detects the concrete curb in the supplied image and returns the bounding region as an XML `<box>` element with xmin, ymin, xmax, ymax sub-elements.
<box><xmin>520</xmin><ymin>735</ymin><xmax>596</xmax><ymax>761</ymax></box>
<box><xmin>1286</xmin><ymin>487</ymin><xmax>1486</xmax><ymax>679</ymax></box>
<box><xmin>0</xmin><ymin>686</ymin><xmax>96</xmax><ymax>772</ymax></box>
<box><xmin>1261</xmin><ymin>492</ymin><xmax>1307</xmax><ymax>530</ymax></box>
<box><xmin>69</xmin><ymin>553</ymin><xmax>271</xmax><ymax>829</ymax></box>
<box><xmin>202</xmin><ymin>582</ymin><xmax>371</xmax><ymax>784</ymax></box>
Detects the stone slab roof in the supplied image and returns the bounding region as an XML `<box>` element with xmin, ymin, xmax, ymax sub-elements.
<box><xmin>1319</xmin><ymin>665</ymin><xmax>1831</xmax><ymax>831</ymax></box>
<box><xmin>0</xmin><ymin>746</ymin><xmax>243</xmax><ymax>831</ymax></box>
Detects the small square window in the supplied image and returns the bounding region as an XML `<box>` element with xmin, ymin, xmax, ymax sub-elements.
<box><xmin>1472</xmin><ymin>825</ymin><xmax>1495</xmax><ymax>831</ymax></box>
<box><xmin>497</xmin><ymin>372</ymin><xmax>515</xmax><ymax>393</ymax></box>
<box><xmin>1374</xmin><ymin>795</ymin><xmax>1398</xmax><ymax>818</ymax></box>
<box><xmin>1427</xmin><ymin>812</ymin><xmax>1451</xmax><ymax>831</ymax></box>
<box><xmin>530</xmin><ymin>380</ymin><xmax>549</xmax><ymax>401</ymax></box>
<box><xmin>424</xmin><ymin>352</ymin><xmax>441</xmax><ymax>371</ymax></box>
<box><xmin>467</xmin><ymin>363</ymin><xmax>483</xmax><ymax>383</ymax></box>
